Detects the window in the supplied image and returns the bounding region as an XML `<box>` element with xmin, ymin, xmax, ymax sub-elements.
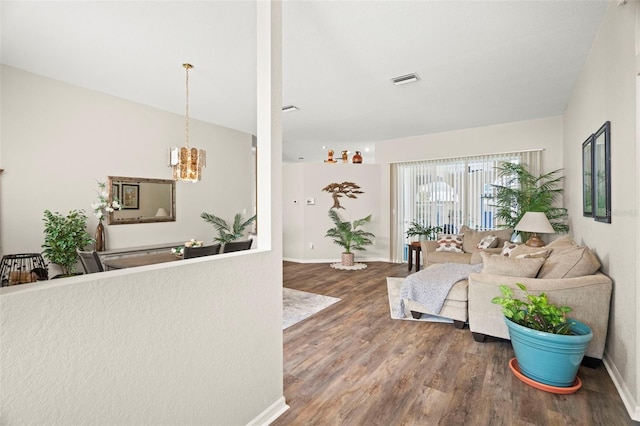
<box><xmin>391</xmin><ymin>150</ymin><xmax>541</xmax><ymax>262</ymax></box>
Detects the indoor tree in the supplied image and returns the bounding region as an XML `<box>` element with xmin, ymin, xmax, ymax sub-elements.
<box><xmin>491</xmin><ymin>162</ymin><xmax>569</xmax><ymax>238</ymax></box>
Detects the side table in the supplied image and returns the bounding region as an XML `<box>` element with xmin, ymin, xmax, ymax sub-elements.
<box><xmin>407</xmin><ymin>242</ymin><xmax>422</xmax><ymax>272</ymax></box>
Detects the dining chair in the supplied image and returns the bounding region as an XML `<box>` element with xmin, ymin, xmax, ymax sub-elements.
<box><xmin>222</xmin><ymin>239</ymin><xmax>253</xmax><ymax>253</ymax></box>
<box><xmin>77</xmin><ymin>249</ymin><xmax>105</xmax><ymax>274</ymax></box>
<box><xmin>183</xmin><ymin>244</ymin><xmax>221</xmax><ymax>259</ymax></box>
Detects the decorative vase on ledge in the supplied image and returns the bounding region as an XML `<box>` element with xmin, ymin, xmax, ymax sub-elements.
<box><xmin>352</xmin><ymin>151</ymin><xmax>362</xmax><ymax>164</ymax></box>
<box><xmin>95</xmin><ymin>222</ymin><xmax>105</xmax><ymax>252</ymax></box>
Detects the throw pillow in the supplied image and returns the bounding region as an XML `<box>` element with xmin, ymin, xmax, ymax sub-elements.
<box><xmin>500</xmin><ymin>241</ymin><xmax>520</xmax><ymax>257</ymax></box>
<box><xmin>510</xmin><ymin>244</ymin><xmax>552</xmax><ymax>259</ymax></box>
<box><xmin>477</xmin><ymin>235</ymin><xmax>498</xmax><ymax>250</ymax></box>
<box><xmin>459</xmin><ymin>225</ymin><xmax>513</xmax><ymax>253</ymax></box>
<box><xmin>480</xmin><ymin>252</ymin><xmax>545</xmax><ymax>278</ymax></box>
<box><xmin>435</xmin><ymin>234</ymin><xmax>464</xmax><ymax>253</ymax></box>
<box><xmin>537</xmin><ymin>246</ymin><xmax>601</xmax><ymax>279</ymax></box>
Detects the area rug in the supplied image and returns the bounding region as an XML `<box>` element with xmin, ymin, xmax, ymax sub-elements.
<box><xmin>283</xmin><ymin>288</ymin><xmax>341</xmax><ymax>330</ymax></box>
<box><xmin>386</xmin><ymin>277</ymin><xmax>453</xmax><ymax>323</ymax></box>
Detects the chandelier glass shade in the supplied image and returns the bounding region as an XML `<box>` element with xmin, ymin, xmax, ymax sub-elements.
<box><xmin>169</xmin><ymin>63</ymin><xmax>206</xmax><ymax>182</ymax></box>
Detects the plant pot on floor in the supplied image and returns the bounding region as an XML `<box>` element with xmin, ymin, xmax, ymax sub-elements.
<box><xmin>505</xmin><ymin>317</ymin><xmax>593</xmax><ymax>388</ymax></box>
<box><xmin>341</xmin><ymin>253</ymin><xmax>354</xmax><ymax>266</ymax></box>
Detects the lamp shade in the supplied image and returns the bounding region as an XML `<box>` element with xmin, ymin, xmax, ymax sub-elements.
<box><xmin>515</xmin><ymin>212</ymin><xmax>555</xmax><ymax>234</ymax></box>
<box><xmin>155</xmin><ymin>208</ymin><xmax>169</xmax><ymax>217</ymax></box>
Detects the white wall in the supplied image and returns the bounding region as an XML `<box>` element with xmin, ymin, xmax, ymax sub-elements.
<box><xmin>0</xmin><ymin>253</ymin><xmax>283</xmax><ymax>425</ymax></box>
<box><xmin>283</xmin><ymin>163</ymin><xmax>387</xmax><ymax>262</ymax></box>
<box><xmin>562</xmin><ymin>1</ymin><xmax>639</xmax><ymax>419</ymax></box>
<box><xmin>376</xmin><ymin>115</ymin><xmax>564</xmax><ymax>173</ymax></box>
<box><xmin>0</xmin><ymin>66</ymin><xmax>254</xmax><ymax>268</ymax></box>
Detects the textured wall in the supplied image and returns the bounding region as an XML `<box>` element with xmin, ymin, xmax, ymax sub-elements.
<box><xmin>562</xmin><ymin>1</ymin><xmax>639</xmax><ymax>418</ymax></box>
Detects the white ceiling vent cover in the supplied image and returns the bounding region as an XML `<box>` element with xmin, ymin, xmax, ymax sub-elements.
<box><xmin>391</xmin><ymin>73</ymin><xmax>420</xmax><ymax>86</ymax></box>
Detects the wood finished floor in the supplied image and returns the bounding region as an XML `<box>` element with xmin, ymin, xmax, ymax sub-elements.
<box><xmin>274</xmin><ymin>261</ymin><xmax>633</xmax><ymax>426</ymax></box>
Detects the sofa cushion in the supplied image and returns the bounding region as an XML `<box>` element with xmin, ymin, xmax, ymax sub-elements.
<box><xmin>470</xmin><ymin>247</ymin><xmax>502</xmax><ymax>264</ymax></box>
<box><xmin>480</xmin><ymin>252</ymin><xmax>545</xmax><ymax>278</ymax></box>
<box><xmin>460</xmin><ymin>226</ymin><xmax>513</xmax><ymax>253</ymax></box>
<box><xmin>546</xmin><ymin>235</ymin><xmax>577</xmax><ymax>249</ymax></box>
<box><xmin>537</xmin><ymin>246</ymin><xmax>601</xmax><ymax>279</ymax></box>
<box><xmin>510</xmin><ymin>245</ymin><xmax>552</xmax><ymax>259</ymax></box>
<box><xmin>477</xmin><ymin>235</ymin><xmax>499</xmax><ymax>249</ymax></box>
<box><xmin>428</xmin><ymin>251</ymin><xmax>473</xmax><ymax>264</ymax></box>
<box><xmin>435</xmin><ymin>234</ymin><xmax>464</xmax><ymax>253</ymax></box>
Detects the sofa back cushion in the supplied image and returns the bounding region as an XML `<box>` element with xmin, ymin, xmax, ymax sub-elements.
<box><xmin>460</xmin><ymin>226</ymin><xmax>513</xmax><ymax>253</ymax></box>
<box><xmin>537</xmin><ymin>246</ymin><xmax>601</xmax><ymax>278</ymax></box>
<box><xmin>509</xmin><ymin>245</ymin><xmax>552</xmax><ymax>259</ymax></box>
<box><xmin>480</xmin><ymin>252</ymin><xmax>545</xmax><ymax>278</ymax></box>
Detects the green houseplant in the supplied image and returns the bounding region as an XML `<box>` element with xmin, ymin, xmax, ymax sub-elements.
<box><xmin>201</xmin><ymin>212</ymin><xmax>256</xmax><ymax>244</ymax></box>
<box><xmin>491</xmin><ymin>162</ymin><xmax>569</xmax><ymax>241</ymax></box>
<box><xmin>405</xmin><ymin>221</ymin><xmax>442</xmax><ymax>242</ymax></box>
<box><xmin>42</xmin><ymin>209</ymin><xmax>94</xmax><ymax>276</ymax></box>
<box><xmin>492</xmin><ymin>283</ymin><xmax>593</xmax><ymax>388</ymax></box>
<box><xmin>325</xmin><ymin>209</ymin><xmax>375</xmax><ymax>266</ymax></box>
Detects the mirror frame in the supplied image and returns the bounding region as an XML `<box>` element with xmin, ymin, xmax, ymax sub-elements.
<box><xmin>107</xmin><ymin>176</ymin><xmax>176</xmax><ymax>225</ymax></box>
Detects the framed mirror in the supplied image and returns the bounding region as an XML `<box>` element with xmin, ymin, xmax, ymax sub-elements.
<box><xmin>593</xmin><ymin>121</ymin><xmax>611</xmax><ymax>223</ymax></box>
<box><xmin>107</xmin><ymin>176</ymin><xmax>176</xmax><ymax>225</ymax></box>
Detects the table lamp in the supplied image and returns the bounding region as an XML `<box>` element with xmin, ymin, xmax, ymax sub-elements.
<box><xmin>155</xmin><ymin>208</ymin><xmax>169</xmax><ymax>217</ymax></box>
<box><xmin>515</xmin><ymin>212</ymin><xmax>555</xmax><ymax>247</ymax></box>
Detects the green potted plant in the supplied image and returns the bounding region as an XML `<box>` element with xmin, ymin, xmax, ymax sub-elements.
<box><xmin>325</xmin><ymin>210</ymin><xmax>375</xmax><ymax>266</ymax></box>
<box><xmin>201</xmin><ymin>212</ymin><xmax>256</xmax><ymax>244</ymax></box>
<box><xmin>42</xmin><ymin>209</ymin><xmax>94</xmax><ymax>277</ymax></box>
<box><xmin>491</xmin><ymin>162</ymin><xmax>569</xmax><ymax>241</ymax></box>
<box><xmin>405</xmin><ymin>221</ymin><xmax>442</xmax><ymax>242</ymax></box>
<box><xmin>492</xmin><ymin>283</ymin><xmax>592</xmax><ymax>389</ymax></box>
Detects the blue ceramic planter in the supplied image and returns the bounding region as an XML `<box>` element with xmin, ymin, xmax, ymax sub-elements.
<box><xmin>505</xmin><ymin>317</ymin><xmax>593</xmax><ymax>387</ymax></box>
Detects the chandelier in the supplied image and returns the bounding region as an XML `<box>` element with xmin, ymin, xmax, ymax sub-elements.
<box><xmin>169</xmin><ymin>63</ymin><xmax>206</xmax><ymax>182</ymax></box>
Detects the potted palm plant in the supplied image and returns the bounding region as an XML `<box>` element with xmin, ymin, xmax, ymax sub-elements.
<box><xmin>42</xmin><ymin>209</ymin><xmax>94</xmax><ymax>277</ymax></box>
<box><xmin>491</xmin><ymin>162</ymin><xmax>569</xmax><ymax>241</ymax></box>
<box><xmin>325</xmin><ymin>210</ymin><xmax>375</xmax><ymax>266</ymax></box>
<box><xmin>201</xmin><ymin>212</ymin><xmax>256</xmax><ymax>244</ymax></box>
<box><xmin>405</xmin><ymin>221</ymin><xmax>442</xmax><ymax>243</ymax></box>
<box><xmin>492</xmin><ymin>283</ymin><xmax>592</xmax><ymax>390</ymax></box>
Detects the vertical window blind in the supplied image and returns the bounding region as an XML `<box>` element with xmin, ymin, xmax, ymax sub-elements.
<box><xmin>391</xmin><ymin>150</ymin><xmax>542</xmax><ymax>262</ymax></box>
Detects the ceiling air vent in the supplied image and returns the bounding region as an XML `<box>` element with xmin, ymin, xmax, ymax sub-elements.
<box><xmin>282</xmin><ymin>105</ymin><xmax>300</xmax><ymax>112</ymax></box>
<box><xmin>391</xmin><ymin>73</ymin><xmax>420</xmax><ymax>86</ymax></box>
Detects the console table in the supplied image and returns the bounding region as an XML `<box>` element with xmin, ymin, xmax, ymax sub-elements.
<box><xmin>99</xmin><ymin>242</ymin><xmax>183</xmax><ymax>270</ymax></box>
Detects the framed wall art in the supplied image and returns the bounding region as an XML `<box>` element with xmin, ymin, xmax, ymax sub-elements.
<box><xmin>122</xmin><ymin>184</ymin><xmax>140</xmax><ymax>210</ymax></box>
<box><xmin>582</xmin><ymin>134</ymin><xmax>594</xmax><ymax>217</ymax></box>
<box><xmin>593</xmin><ymin>121</ymin><xmax>611</xmax><ymax>223</ymax></box>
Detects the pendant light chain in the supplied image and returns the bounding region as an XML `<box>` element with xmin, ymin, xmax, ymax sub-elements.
<box><xmin>184</xmin><ymin>63</ymin><xmax>192</xmax><ymax>148</ymax></box>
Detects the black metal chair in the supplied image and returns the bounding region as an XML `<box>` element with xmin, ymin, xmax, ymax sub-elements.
<box><xmin>77</xmin><ymin>249</ymin><xmax>104</xmax><ymax>274</ymax></box>
<box><xmin>183</xmin><ymin>244</ymin><xmax>221</xmax><ymax>259</ymax></box>
<box><xmin>222</xmin><ymin>240</ymin><xmax>253</xmax><ymax>253</ymax></box>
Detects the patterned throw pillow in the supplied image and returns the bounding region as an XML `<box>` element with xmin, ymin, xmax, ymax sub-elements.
<box><xmin>476</xmin><ymin>234</ymin><xmax>498</xmax><ymax>250</ymax></box>
<box><xmin>435</xmin><ymin>234</ymin><xmax>464</xmax><ymax>253</ymax></box>
<box><xmin>500</xmin><ymin>241</ymin><xmax>520</xmax><ymax>257</ymax></box>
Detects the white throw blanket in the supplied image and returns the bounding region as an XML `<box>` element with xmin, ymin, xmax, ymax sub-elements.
<box><xmin>399</xmin><ymin>263</ymin><xmax>483</xmax><ymax>317</ymax></box>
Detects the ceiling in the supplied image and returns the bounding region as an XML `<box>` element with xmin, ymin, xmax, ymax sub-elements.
<box><xmin>1</xmin><ymin>1</ymin><xmax>608</xmax><ymax>163</ymax></box>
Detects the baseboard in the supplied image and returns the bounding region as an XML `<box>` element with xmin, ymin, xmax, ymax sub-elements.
<box><xmin>603</xmin><ymin>353</ymin><xmax>640</xmax><ymax>421</ymax></box>
<box><xmin>283</xmin><ymin>257</ymin><xmax>392</xmax><ymax>263</ymax></box>
<box><xmin>246</xmin><ymin>396</ymin><xmax>289</xmax><ymax>426</ymax></box>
